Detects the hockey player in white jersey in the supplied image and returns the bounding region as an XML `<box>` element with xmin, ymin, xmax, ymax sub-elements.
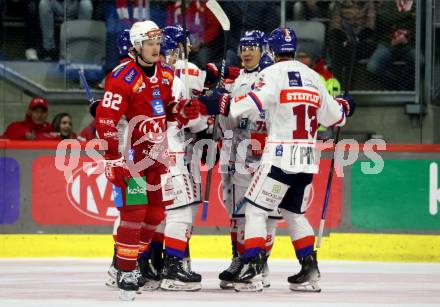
<box><xmin>157</xmin><ymin>25</ymin><xmax>207</xmax><ymax>291</ymax></box>
<box><xmin>198</xmin><ymin>27</ymin><xmax>355</xmax><ymax>292</ymax></box>
<box><xmin>215</xmin><ymin>30</ymin><xmax>281</xmax><ymax>290</ymax></box>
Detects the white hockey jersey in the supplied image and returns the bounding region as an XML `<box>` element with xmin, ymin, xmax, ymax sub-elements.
<box><xmin>219</xmin><ymin>67</ymin><xmax>268</xmax><ymax>186</ymax></box>
<box><xmin>230</xmin><ymin>60</ymin><xmax>346</xmax><ymax>174</ymax></box>
<box><xmin>174</xmin><ymin>59</ymin><xmax>208</xmax><ymax>166</ymax></box>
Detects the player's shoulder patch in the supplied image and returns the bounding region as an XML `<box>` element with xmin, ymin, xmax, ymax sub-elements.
<box><xmin>123</xmin><ymin>67</ymin><xmax>139</xmax><ymax>85</ymax></box>
<box><xmin>160</xmin><ymin>62</ymin><xmax>174</xmax><ymax>86</ymax></box>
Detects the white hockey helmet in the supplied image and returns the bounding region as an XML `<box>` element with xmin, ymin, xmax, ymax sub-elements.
<box><xmin>129</xmin><ymin>20</ymin><xmax>162</xmax><ymax>48</ymax></box>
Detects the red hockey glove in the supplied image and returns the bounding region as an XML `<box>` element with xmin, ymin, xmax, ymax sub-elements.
<box><xmin>175</xmin><ymin>99</ymin><xmax>200</xmax><ymax>126</ymax></box>
<box><xmin>104</xmin><ymin>157</ymin><xmax>130</xmax><ymax>190</ymax></box>
<box><xmin>205</xmin><ymin>63</ymin><xmax>241</xmax><ymax>87</ymax></box>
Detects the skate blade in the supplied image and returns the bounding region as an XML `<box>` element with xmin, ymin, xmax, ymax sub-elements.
<box><xmin>289</xmin><ymin>281</ymin><xmax>321</xmax><ymax>293</ymax></box>
<box><xmin>219</xmin><ymin>280</ymin><xmax>234</xmax><ymax>290</ymax></box>
<box><xmin>262</xmin><ymin>279</ymin><xmax>271</xmax><ymax>288</ymax></box>
<box><xmin>233</xmin><ymin>281</ymin><xmax>263</xmax><ymax>292</ymax></box>
<box><xmin>105</xmin><ymin>278</ymin><xmax>118</xmax><ymax>289</ymax></box>
<box><xmin>119</xmin><ymin>289</ymin><xmax>136</xmax><ymax>301</ymax></box>
<box><xmin>142</xmin><ymin>280</ymin><xmax>161</xmax><ymax>291</ymax></box>
<box><xmin>160</xmin><ymin>279</ymin><xmax>202</xmax><ymax>292</ymax></box>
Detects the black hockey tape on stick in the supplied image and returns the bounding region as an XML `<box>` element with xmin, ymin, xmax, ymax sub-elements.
<box><xmin>201</xmin><ymin>0</ymin><xmax>230</xmax><ymax>221</ymax></box>
<box><xmin>317</xmin><ymin>17</ymin><xmax>357</xmax><ymax>248</ymax></box>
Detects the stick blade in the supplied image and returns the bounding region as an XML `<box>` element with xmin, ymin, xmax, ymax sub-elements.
<box><xmin>206</xmin><ymin>0</ymin><xmax>230</xmax><ymax>31</ymax></box>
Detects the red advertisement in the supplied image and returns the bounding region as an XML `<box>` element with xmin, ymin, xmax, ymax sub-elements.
<box><xmin>32</xmin><ymin>156</ymin><xmax>342</xmax><ymax>228</ymax></box>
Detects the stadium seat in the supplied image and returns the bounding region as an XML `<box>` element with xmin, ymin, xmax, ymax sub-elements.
<box><xmin>59</xmin><ymin>19</ymin><xmax>106</xmax><ymax>83</ymax></box>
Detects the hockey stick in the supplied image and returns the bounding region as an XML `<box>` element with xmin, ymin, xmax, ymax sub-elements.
<box><xmin>201</xmin><ymin>0</ymin><xmax>230</xmax><ymax>221</ymax></box>
<box><xmin>181</xmin><ymin>0</ymin><xmax>190</xmax><ymax>99</ymax></box>
<box><xmin>78</xmin><ymin>68</ymin><xmax>95</xmax><ymax>105</ymax></box>
<box><xmin>316</xmin><ymin>17</ymin><xmax>357</xmax><ymax>248</ymax></box>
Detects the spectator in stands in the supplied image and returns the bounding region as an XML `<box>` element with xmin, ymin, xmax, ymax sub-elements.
<box><xmin>328</xmin><ymin>0</ymin><xmax>377</xmax><ymax>82</ymax></box>
<box><xmin>166</xmin><ymin>0</ymin><xmax>221</xmax><ymax>67</ymax></box>
<box><xmin>25</xmin><ymin>0</ymin><xmax>41</xmax><ymax>60</ymax></box>
<box><xmin>367</xmin><ymin>0</ymin><xmax>415</xmax><ymax>90</ymax></box>
<box><xmin>1</xmin><ymin>97</ymin><xmax>58</xmax><ymax>140</ymax></box>
<box><xmin>51</xmin><ymin>112</ymin><xmax>77</xmax><ymax>139</ymax></box>
<box><xmin>39</xmin><ymin>0</ymin><xmax>93</xmax><ymax>61</ymax></box>
<box><xmin>287</xmin><ymin>0</ymin><xmax>330</xmax><ymax>21</ymax></box>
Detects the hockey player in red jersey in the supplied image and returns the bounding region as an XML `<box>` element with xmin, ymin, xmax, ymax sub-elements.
<box><xmin>95</xmin><ymin>20</ymin><xmax>199</xmax><ymax>300</ymax></box>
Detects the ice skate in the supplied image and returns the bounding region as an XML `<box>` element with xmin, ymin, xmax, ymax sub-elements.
<box><xmin>160</xmin><ymin>255</ymin><xmax>202</xmax><ymax>291</ymax></box>
<box><xmin>105</xmin><ymin>263</ymin><xmax>118</xmax><ymax>289</ymax></box>
<box><xmin>116</xmin><ymin>270</ymin><xmax>140</xmax><ymax>301</ymax></box>
<box><xmin>233</xmin><ymin>251</ymin><xmax>264</xmax><ymax>292</ymax></box>
<box><xmin>288</xmin><ymin>251</ymin><xmax>321</xmax><ymax>292</ymax></box>
<box><xmin>138</xmin><ymin>256</ymin><xmax>161</xmax><ymax>291</ymax></box>
<box><xmin>219</xmin><ymin>257</ymin><xmax>244</xmax><ymax>289</ymax></box>
<box><xmin>262</xmin><ymin>257</ymin><xmax>271</xmax><ymax>288</ymax></box>
<box><xmin>183</xmin><ymin>257</ymin><xmax>202</xmax><ymax>281</ymax></box>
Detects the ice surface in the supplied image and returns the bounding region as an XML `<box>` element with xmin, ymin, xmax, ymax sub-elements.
<box><xmin>0</xmin><ymin>259</ymin><xmax>439</xmax><ymax>307</ymax></box>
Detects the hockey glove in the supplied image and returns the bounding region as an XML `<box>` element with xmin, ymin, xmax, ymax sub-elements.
<box><xmin>175</xmin><ymin>99</ymin><xmax>200</xmax><ymax>127</ymax></box>
<box><xmin>198</xmin><ymin>88</ymin><xmax>231</xmax><ymax>116</ymax></box>
<box><xmin>205</xmin><ymin>63</ymin><xmax>241</xmax><ymax>87</ymax></box>
<box><xmin>89</xmin><ymin>99</ymin><xmax>101</xmax><ymax>118</ymax></box>
<box><xmin>104</xmin><ymin>157</ymin><xmax>130</xmax><ymax>190</ymax></box>
<box><xmin>336</xmin><ymin>95</ymin><xmax>356</xmax><ymax>117</ymax></box>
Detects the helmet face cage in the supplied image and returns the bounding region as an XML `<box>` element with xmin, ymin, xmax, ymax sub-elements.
<box><xmin>162</xmin><ymin>25</ymin><xmax>190</xmax><ymax>60</ymax></box>
<box><xmin>267</xmin><ymin>27</ymin><xmax>297</xmax><ymax>56</ymax></box>
<box><xmin>130</xmin><ymin>21</ymin><xmax>162</xmax><ymax>49</ymax></box>
<box><xmin>239</xmin><ymin>30</ymin><xmax>266</xmax><ymax>54</ymax></box>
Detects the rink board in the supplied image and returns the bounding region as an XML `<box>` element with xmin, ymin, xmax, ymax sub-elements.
<box><xmin>1</xmin><ymin>142</ymin><xmax>440</xmax><ymax>261</ymax></box>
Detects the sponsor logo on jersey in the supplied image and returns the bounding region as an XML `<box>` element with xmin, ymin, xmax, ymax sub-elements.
<box><xmin>126</xmin><ymin>177</ymin><xmax>148</xmax><ymax>205</ymax></box>
<box><xmin>112</xmin><ymin>64</ymin><xmax>126</xmax><ymax>78</ymax></box>
<box><xmin>127</xmin><ymin>149</ymin><xmax>135</xmax><ymax>161</ymax></box>
<box><xmin>152</xmin><ymin>87</ymin><xmax>161</xmax><ymax>98</ymax></box>
<box><xmin>151</xmin><ymin>99</ymin><xmax>165</xmax><ymax>116</ymax></box>
<box><xmin>239</xmin><ymin>118</ymin><xmax>248</xmax><ymax>129</ymax></box>
<box><xmin>280</xmin><ymin>89</ymin><xmax>320</xmax><ymax>107</ymax></box>
<box><xmin>259</xmin><ymin>111</ymin><xmax>265</xmax><ymax>119</ymax></box>
<box><xmin>138</xmin><ymin>117</ymin><xmax>166</xmax><ymax>143</ymax></box>
<box><xmin>162</xmin><ymin>78</ymin><xmax>169</xmax><ymax>85</ymax></box>
<box><xmin>275</xmin><ymin>144</ymin><xmax>283</xmax><ymax>156</ymax></box>
<box><xmin>124</xmin><ymin>68</ymin><xmax>138</xmax><ymax>84</ymax></box>
<box><xmin>272</xmin><ymin>184</ymin><xmax>281</xmax><ymax>194</ymax></box>
<box><xmin>132</xmin><ymin>76</ymin><xmax>144</xmax><ymax>93</ymax></box>
<box><xmin>150</xmin><ymin>76</ymin><xmax>158</xmax><ymax>84</ymax></box>
<box><xmin>288</xmin><ymin>71</ymin><xmax>303</xmax><ymax>87</ymax></box>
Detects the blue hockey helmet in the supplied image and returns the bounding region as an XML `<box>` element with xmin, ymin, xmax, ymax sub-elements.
<box><xmin>162</xmin><ymin>25</ymin><xmax>189</xmax><ymax>50</ymax></box>
<box><xmin>259</xmin><ymin>52</ymin><xmax>274</xmax><ymax>70</ymax></box>
<box><xmin>117</xmin><ymin>29</ymin><xmax>132</xmax><ymax>57</ymax></box>
<box><xmin>267</xmin><ymin>27</ymin><xmax>297</xmax><ymax>55</ymax></box>
<box><xmin>239</xmin><ymin>30</ymin><xmax>266</xmax><ymax>50</ymax></box>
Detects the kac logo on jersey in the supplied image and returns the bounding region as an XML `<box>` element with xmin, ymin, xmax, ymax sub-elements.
<box><xmin>275</xmin><ymin>144</ymin><xmax>283</xmax><ymax>156</ymax></box>
<box><xmin>151</xmin><ymin>99</ymin><xmax>165</xmax><ymax>116</ymax></box>
<box><xmin>288</xmin><ymin>71</ymin><xmax>302</xmax><ymax>87</ymax></box>
<box><xmin>152</xmin><ymin>87</ymin><xmax>161</xmax><ymax>98</ymax></box>
<box><xmin>259</xmin><ymin>111</ymin><xmax>265</xmax><ymax>119</ymax></box>
<box><xmin>124</xmin><ymin>68</ymin><xmax>138</xmax><ymax>84</ymax></box>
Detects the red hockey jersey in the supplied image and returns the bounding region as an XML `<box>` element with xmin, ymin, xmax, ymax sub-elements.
<box><xmin>96</xmin><ymin>59</ymin><xmax>175</xmax><ymax>161</ymax></box>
